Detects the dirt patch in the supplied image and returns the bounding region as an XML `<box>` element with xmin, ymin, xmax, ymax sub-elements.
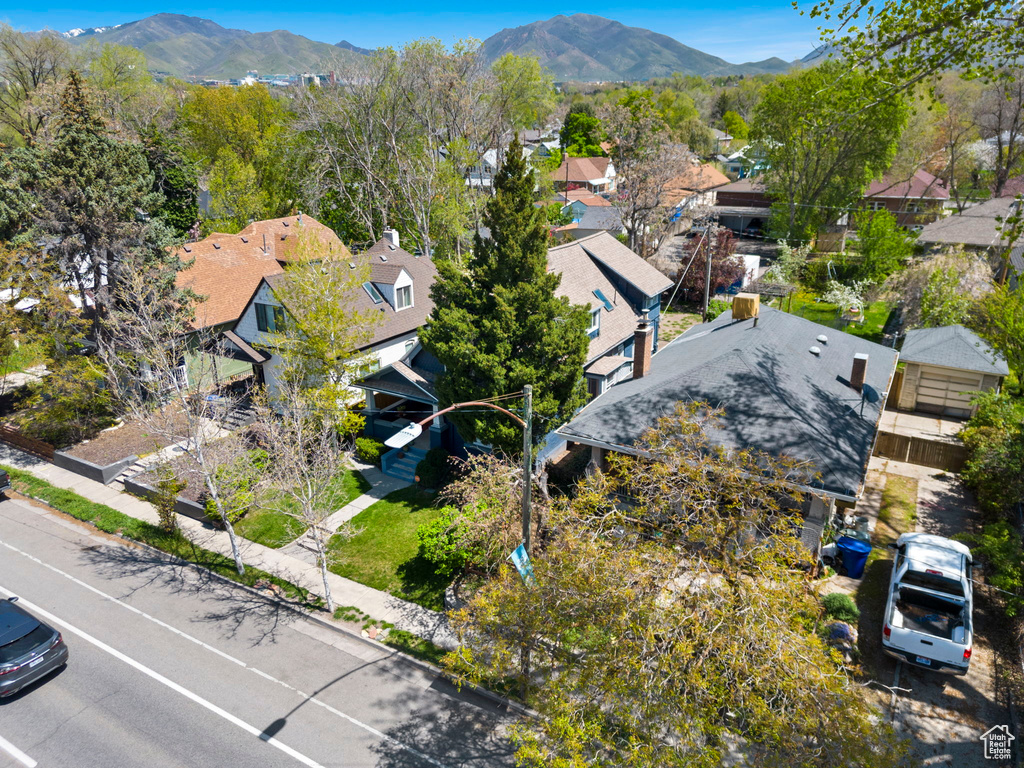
<box><xmin>133</xmin><ymin>435</ymin><xmax>246</xmax><ymax>504</ymax></box>
<box><xmin>660</xmin><ymin>308</ymin><xmax>701</xmax><ymax>341</ymax></box>
<box><xmin>67</xmin><ymin>406</ymin><xmax>189</xmax><ymax>465</ymax></box>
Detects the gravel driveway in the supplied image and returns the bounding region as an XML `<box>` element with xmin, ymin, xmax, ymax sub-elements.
<box><xmin>878</xmin><ymin>460</ymin><xmax>1015</xmax><ymax>767</ymax></box>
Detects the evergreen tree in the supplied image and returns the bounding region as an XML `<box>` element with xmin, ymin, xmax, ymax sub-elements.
<box><xmin>420</xmin><ymin>137</ymin><xmax>589</xmax><ymax>455</ymax></box>
<box><xmin>31</xmin><ymin>71</ymin><xmax>184</xmax><ymax>332</ymax></box>
<box><xmin>144</xmin><ymin>129</ymin><xmax>199</xmax><ymax>239</ymax></box>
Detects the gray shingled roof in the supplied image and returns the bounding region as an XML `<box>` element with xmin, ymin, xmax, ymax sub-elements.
<box><xmin>917</xmin><ymin>197</ymin><xmax>1018</xmax><ymax>248</ymax></box>
<box><xmin>574</xmin><ymin>232</ymin><xmax>674</xmax><ymax>297</ymax></box>
<box><xmin>900</xmin><ymin>325</ymin><xmax>1009</xmax><ymax>376</ymax></box>
<box><xmin>557</xmin><ymin>307</ymin><xmax>899</xmax><ymax>499</ymax></box>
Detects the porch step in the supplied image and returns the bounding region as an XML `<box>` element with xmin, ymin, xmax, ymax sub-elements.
<box><xmin>381</xmin><ymin>446</ymin><xmax>427</xmax><ymax>482</ymax></box>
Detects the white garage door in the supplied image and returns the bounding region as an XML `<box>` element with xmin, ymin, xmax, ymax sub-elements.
<box><xmin>915</xmin><ymin>366</ymin><xmax>982</xmax><ymax>418</ymax></box>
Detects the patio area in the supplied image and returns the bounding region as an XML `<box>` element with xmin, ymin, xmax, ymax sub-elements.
<box><xmin>878</xmin><ymin>409</ymin><xmax>965</xmax><ymax>443</ymax></box>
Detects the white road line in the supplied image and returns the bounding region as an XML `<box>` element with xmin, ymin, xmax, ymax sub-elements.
<box><xmin>0</xmin><ymin>588</ymin><xmax>323</xmax><ymax>768</ymax></box>
<box><xmin>0</xmin><ymin>538</ymin><xmax>449</xmax><ymax>768</ymax></box>
<box><xmin>0</xmin><ymin>734</ymin><xmax>37</xmax><ymax>768</ymax></box>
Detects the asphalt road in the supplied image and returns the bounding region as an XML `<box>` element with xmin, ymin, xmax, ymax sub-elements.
<box><xmin>0</xmin><ymin>496</ymin><xmax>515</xmax><ymax>768</ymax></box>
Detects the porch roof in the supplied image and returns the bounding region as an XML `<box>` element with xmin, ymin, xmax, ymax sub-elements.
<box><xmin>354</xmin><ymin>361</ymin><xmax>438</xmax><ymax>404</ymax></box>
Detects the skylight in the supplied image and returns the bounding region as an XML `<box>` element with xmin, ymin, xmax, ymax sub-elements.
<box><xmin>593</xmin><ymin>289</ymin><xmax>613</xmax><ymax>311</ymax></box>
<box><xmin>363</xmin><ymin>282</ymin><xmax>384</xmax><ymax>304</ymax></box>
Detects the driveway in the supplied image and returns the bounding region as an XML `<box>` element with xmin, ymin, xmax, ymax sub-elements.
<box><xmin>871</xmin><ymin>458</ymin><xmax>1014</xmax><ymax>767</ymax></box>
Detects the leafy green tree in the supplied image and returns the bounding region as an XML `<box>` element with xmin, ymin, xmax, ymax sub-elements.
<box><xmin>420</xmin><ymin>137</ymin><xmax>589</xmax><ymax>455</ymax></box>
<box><xmin>853</xmin><ymin>208</ymin><xmax>916</xmax><ymax>283</ymax></box>
<box><xmin>960</xmin><ymin>392</ymin><xmax>1024</xmax><ymax>518</ymax></box>
<box><xmin>445</xmin><ymin>403</ymin><xmax>905</xmax><ymax>767</ymax></box>
<box><xmin>920</xmin><ymin>266</ymin><xmax>973</xmax><ymax>327</ymax></box>
<box><xmin>0</xmin><ymin>25</ymin><xmax>72</xmax><ymax>146</ymax></box>
<box><xmin>560</xmin><ymin>105</ymin><xmax>605</xmax><ymax>157</ymax></box>
<box><xmin>751</xmin><ymin>60</ymin><xmax>908</xmax><ymax>243</ymax></box>
<box><xmin>721</xmin><ymin>109</ymin><xmax>748</xmax><ymax>141</ymax></box>
<box><xmin>971</xmin><ymin>282</ymin><xmax>1024</xmax><ymax>379</ymax></box>
<box><xmin>207</xmin><ymin>147</ymin><xmax>267</xmax><ymax>234</ymax></box>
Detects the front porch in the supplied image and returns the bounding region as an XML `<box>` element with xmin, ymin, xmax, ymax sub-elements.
<box><xmin>356</xmin><ymin>362</ymin><xmax>455</xmax><ymax>481</ymax></box>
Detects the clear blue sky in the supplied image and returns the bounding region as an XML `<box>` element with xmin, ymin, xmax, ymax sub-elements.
<box><xmin>3</xmin><ymin>4</ymin><xmax>823</xmax><ymax>63</ymax></box>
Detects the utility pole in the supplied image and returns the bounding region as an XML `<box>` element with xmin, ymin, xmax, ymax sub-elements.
<box><xmin>521</xmin><ymin>384</ymin><xmax>533</xmax><ymax>553</ymax></box>
<box><xmin>702</xmin><ymin>227</ymin><xmax>714</xmax><ymax>322</ymax></box>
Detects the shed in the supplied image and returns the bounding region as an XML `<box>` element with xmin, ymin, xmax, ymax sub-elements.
<box><xmin>897</xmin><ymin>325</ymin><xmax>1009</xmax><ymax>418</ymax></box>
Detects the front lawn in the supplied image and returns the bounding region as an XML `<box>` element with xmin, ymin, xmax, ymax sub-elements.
<box><xmin>782</xmin><ymin>292</ymin><xmax>892</xmax><ymax>343</ymax></box>
<box><xmin>0</xmin><ymin>341</ymin><xmax>46</xmax><ymax>375</ymax></box>
<box><xmin>326</xmin><ymin>485</ymin><xmax>449</xmax><ymax>611</ymax></box>
<box><xmin>235</xmin><ymin>469</ymin><xmax>371</xmax><ymax>549</ymax></box>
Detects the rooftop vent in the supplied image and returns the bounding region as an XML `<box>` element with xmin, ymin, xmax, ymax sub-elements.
<box><xmin>349</xmin><ymin>262</ymin><xmax>356</xmax><ymax>269</ymax></box>
<box><xmin>183</xmin><ymin>246</ymin><xmax>191</xmax><ymax>253</ymax></box>
<box><xmin>816</xmin><ymin>334</ymin><xmax>828</xmax><ymax>344</ymax></box>
<box><xmin>387</xmin><ymin>244</ymin><xmax>396</xmax><ymax>251</ymax></box>
<box><xmin>379</xmin><ymin>254</ymin><xmax>388</xmax><ymax>262</ymax></box>
<box><xmin>213</xmin><ymin>243</ymin><xmax>221</xmax><ymax>249</ymax></box>
<box><xmin>283</xmin><ymin>220</ymin><xmax>290</xmax><ymax>227</ymax></box>
<box><xmin>240</xmin><ymin>237</ymin><xmax>248</xmax><ymax>243</ymax></box>
<box><xmin>809</xmin><ymin>346</ymin><xmax>821</xmax><ymax>356</ymax></box>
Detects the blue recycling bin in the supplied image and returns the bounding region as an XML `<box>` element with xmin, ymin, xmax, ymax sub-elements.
<box><xmin>836</xmin><ymin>536</ymin><xmax>872</xmax><ymax>579</ymax></box>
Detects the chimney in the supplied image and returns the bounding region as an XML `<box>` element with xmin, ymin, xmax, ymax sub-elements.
<box><xmin>383</xmin><ymin>228</ymin><xmax>399</xmax><ymax>249</ymax></box>
<box><xmin>633</xmin><ymin>311</ymin><xmax>654</xmax><ymax>379</ymax></box>
<box><xmin>851</xmin><ymin>353</ymin><xmax>869</xmax><ymax>392</ymax></box>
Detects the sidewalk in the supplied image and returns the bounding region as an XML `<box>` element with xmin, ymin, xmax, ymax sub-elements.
<box><xmin>0</xmin><ymin>443</ymin><xmax>457</xmax><ymax>650</ymax></box>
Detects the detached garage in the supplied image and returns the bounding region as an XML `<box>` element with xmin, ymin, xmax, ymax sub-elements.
<box><xmin>897</xmin><ymin>325</ymin><xmax>1009</xmax><ymax>418</ymax></box>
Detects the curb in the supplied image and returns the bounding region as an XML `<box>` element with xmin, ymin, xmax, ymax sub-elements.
<box><xmin>125</xmin><ymin>535</ymin><xmax>537</xmax><ymax>719</ymax></box>
<box><xmin>14</xmin><ymin>486</ymin><xmax>536</xmax><ymax>720</ymax></box>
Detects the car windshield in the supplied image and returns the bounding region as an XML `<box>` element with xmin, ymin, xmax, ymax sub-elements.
<box><xmin>0</xmin><ymin>624</ymin><xmax>52</xmax><ymax>664</ymax></box>
<box><xmin>901</xmin><ymin>569</ymin><xmax>965</xmax><ymax>597</ymax></box>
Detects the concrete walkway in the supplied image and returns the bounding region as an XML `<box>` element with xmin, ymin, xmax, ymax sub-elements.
<box><xmin>0</xmin><ymin>443</ymin><xmax>457</xmax><ymax>650</ymax></box>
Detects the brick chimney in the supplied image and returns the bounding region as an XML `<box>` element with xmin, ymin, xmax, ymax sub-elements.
<box><xmin>633</xmin><ymin>312</ymin><xmax>654</xmax><ymax>379</ymax></box>
<box><xmin>851</xmin><ymin>353</ymin><xmax>869</xmax><ymax>392</ymax></box>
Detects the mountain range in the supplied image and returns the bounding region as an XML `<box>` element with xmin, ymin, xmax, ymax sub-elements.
<box><xmin>58</xmin><ymin>12</ymin><xmax>800</xmax><ymax>81</ymax></box>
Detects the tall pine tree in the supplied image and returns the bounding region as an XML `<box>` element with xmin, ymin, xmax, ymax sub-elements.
<box><xmin>420</xmin><ymin>137</ymin><xmax>589</xmax><ymax>455</ymax></box>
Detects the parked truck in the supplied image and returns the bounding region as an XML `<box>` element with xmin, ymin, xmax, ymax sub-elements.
<box><xmin>882</xmin><ymin>532</ymin><xmax>973</xmax><ymax>675</ymax></box>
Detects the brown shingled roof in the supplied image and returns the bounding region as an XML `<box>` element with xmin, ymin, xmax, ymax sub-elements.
<box><xmin>551</xmin><ymin>156</ymin><xmax>612</xmax><ymax>183</ymax></box>
<box><xmin>238</xmin><ymin>215</ymin><xmax>352</xmax><ymax>263</ymax></box>
<box><xmin>662</xmin><ymin>163</ymin><xmax>730</xmax><ymax>202</ymax></box>
<box><xmin>175</xmin><ymin>234</ymin><xmax>283</xmax><ymax>330</ymax></box>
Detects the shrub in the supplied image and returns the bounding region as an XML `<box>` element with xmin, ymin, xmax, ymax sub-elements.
<box><xmin>355</xmin><ymin>437</ymin><xmax>387</xmax><ymax>465</ymax></box>
<box><xmin>822</xmin><ymin>592</ymin><xmax>861</xmax><ymax>623</ymax></box>
<box><xmin>706</xmin><ymin>299</ymin><xmax>730</xmax><ymax>321</ymax></box>
<box><xmin>960</xmin><ymin>392</ymin><xmax>1024</xmax><ymax>517</ymax></box>
<box><xmin>416</xmin><ymin>448</ymin><xmax>452</xmax><ymax>489</ymax></box>
<box><xmin>417</xmin><ymin>505</ymin><xmax>471</xmax><ymax>577</ymax></box>
<box><xmin>959</xmin><ymin>521</ymin><xmax>1024</xmax><ymax>617</ymax></box>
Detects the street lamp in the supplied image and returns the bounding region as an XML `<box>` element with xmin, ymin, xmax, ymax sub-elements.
<box><xmin>384</xmin><ymin>385</ymin><xmax>534</xmax><ymax>552</ymax></box>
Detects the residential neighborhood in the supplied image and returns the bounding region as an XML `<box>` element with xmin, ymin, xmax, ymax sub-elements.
<box><xmin>1</xmin><ymin>5</ymin><xmax>1024</xmax><ymax>768</ymax></box>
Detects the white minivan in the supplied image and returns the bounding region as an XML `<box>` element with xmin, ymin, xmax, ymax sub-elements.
<box><xmin>882</xmin><ymin>532</ymin><xmax>973</xmax><ymax>675</ymax></box>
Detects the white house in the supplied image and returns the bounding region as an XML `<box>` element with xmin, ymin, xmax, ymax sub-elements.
<box><xmin>229</xmin><ymin>230</ymin><xmax>437</xmax><ymax>399</ymax></box>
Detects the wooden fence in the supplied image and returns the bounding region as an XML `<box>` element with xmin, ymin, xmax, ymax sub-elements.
<box><xmin>0</xmin><ymin>425</ymin><xmax>54</xmax><ymax>461</ymax></box>
<box><xmin>873</xmin><ymin>430</ymin><xmax>966</xmax><ymax>472</ymax></box>
<box><xmin>887</xmin><ymin>368</ymin><xmax>904</xmax><ymax>409</ymax></box>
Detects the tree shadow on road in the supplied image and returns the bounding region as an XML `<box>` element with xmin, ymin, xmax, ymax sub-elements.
<box><xmin>77</xmin><ymin>542</ymin><xmax>302</xmax><ymax>646</ymax></box>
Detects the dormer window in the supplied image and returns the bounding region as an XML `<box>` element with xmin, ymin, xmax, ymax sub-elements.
<box><xmin>587</xmin><ymin>308</ymin><xmax>601</xmax><ymax>337</ymax></box>
<box><xmin>396</xmin><ymin>285</ymin><xmax>413</xmax><ymax>310</ymax></box>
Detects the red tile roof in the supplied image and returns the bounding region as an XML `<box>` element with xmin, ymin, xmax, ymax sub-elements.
<box><xmin>866</xmin><ymin>169</ymin><xmax>949</xmax><ymax>200</ymax></box>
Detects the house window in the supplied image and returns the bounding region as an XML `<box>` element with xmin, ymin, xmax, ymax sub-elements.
<box><xmin>587</xmin><ymin>308</ymin><xmax>601</xmax><ymax>337</ymax></box>
<box><xmin>587</xmin><ymin>376</ymin><xmax>602</xmax><ymax>400</ymax></box>
<box><xmin>396</xmin><ymin>285</ymin><xmax>413</xmax><ymax>310</ymax></box>
<box><xmin>255</xmin><ymin>303</ymin><xmax>286</xmax><ymax>333</ymax></box>
<box><xmin>404</xmin><ymin>339</ymin><xmax>416</xmax><ymax>355</ymax></box>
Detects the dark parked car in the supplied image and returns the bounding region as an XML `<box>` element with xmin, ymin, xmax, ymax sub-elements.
<box><xmin>0</xmin><ymin>469</ymin><xmax>10</xmax><ymax>497</ymax></box>
<box><xmin>0</xmin><ymin>597</ymin><xmax>69</xmax><ymax>697</ymax></box>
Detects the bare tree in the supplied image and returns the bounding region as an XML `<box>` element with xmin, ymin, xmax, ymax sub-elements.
<box><xmin>97</xmin><ymin>256</ymin><xmax>250</xmax><ymax>573</ymax></box>
<box><xmin>976</xmin><ymin>70</ymin><xmax>1024</xmax><ymax>197</ymax></box>
<box><xmin>602</xmin><ymin>95</ymin><xmax>690</xmax><ymax>259</ymax></box>
<box><xmin>0</xmin><ymin>25</ymin><xmax>74</xmax><ymax>145</ymax></box>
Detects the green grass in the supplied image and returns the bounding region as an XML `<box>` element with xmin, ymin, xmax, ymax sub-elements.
<box><xmin>234</xmin><ymin>469</ymin><xmax>370</xmax><ymax>549</ymax></box>
<box><xmin>326</xmin><ymin>485</ymin><xmax>449</xmax><ymax>611</ymax></box>
<box><xmin>234</xmin><ymin>508</ymin><xmax>307</xmax><ymax>548</ymax></box>
<box><xmin>2</xmin><ymin>464</ymin><xmax>321</xmax><ymax>608</ymax></box>
<box><xmin>0</xmin><ymin>341</ymin><xmax>46</xmax><ymax>375</ymax></box>
<box><xmin>782</xmin><ymin>292</ymin><xmax>892</xmax><ymax>343</ymax></box>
